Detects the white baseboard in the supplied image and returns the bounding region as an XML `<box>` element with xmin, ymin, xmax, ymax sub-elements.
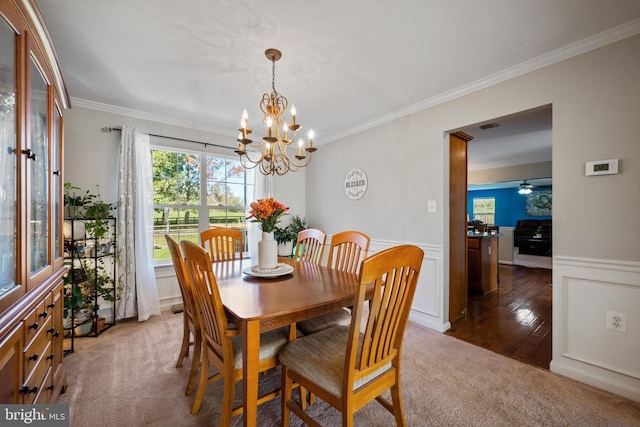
<box><xmin>159</xmin><ymin>295</ymin><xmax>182</xmax><ymax>312</ymax></box>
<box><xmin>409</xmin><ymin>308</ymin><xmax>450</xmax><ymax>333</ymax></box>
<box><xmin>551</xmin><ymin>359</ymin><xmax>640</xmax><ymax>402</ymax></box>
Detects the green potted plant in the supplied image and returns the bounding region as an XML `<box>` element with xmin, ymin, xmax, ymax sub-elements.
<box><xmin>274</xmin><ymin>215</ymin><xmax>308</xmax><ymax>257</ymax></box>
<box><xmin>289</xmin><ymin>215</ymin><xmax>308</xmax><ymax>256</ymax></box>
<box><xmin>289</xmin><ymin>215</ymin><xmax>308</xmax><ymax>235</ymax></box>
<box><xmin>64</xmin><ymin>182</ymin><xmax>117</xmax><ymax>242</ymax></box>
<box><xmin>274</xmin><ymin>225</ymin><xmax>297</xmax><ymax>256</ymax></box>
<box><xmin>63</xmin><ymin>270</ymin><xmax>83</xmax><ymax>329</ymax></box>
<box><xmin>534</xmin><ymin>225</ymin><xmax>543</xmax><ymax>238</ymax></box>
<box><xmin>64</xmin><ymin>261</ymin><xmax>117</xmax><ymax>335</ymax></box>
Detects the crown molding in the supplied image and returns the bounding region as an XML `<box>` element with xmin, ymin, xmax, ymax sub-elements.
<box><xmin>322</xmin><ymin>17</ymin><xmax>640</xmax><ymax>144</ymax></box>
<box><xmin>70</xmin><ymin>98</ymin><xmax>234</xmax><ymax>137</ymax></box>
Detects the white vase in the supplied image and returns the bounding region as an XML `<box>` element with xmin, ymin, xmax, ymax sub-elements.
<box><xmin>258</xmin><ymin>231</ymin><xmax>278</xmax><ymax>269</ymax></box>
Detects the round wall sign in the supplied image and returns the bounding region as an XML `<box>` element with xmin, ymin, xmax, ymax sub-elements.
<box><xmin>344</xmin><ymin>168</ymin><xmax>368</xmax><ymax>200</ymax></box>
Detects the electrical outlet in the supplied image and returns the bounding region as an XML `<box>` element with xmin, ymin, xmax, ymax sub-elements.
<box><xmin>606</xmin><ymin>311</ymin><xmax>627</xmax><ymax>333</ymax></box>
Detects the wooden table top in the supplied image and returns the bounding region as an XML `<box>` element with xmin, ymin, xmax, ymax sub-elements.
<box><xmin>212</xmin><ymin>257</ymin><xmax>360</xmax><ymax>329</ymax></box>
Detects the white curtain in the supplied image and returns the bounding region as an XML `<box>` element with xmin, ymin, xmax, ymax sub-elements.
<box><xmin>117</xmin><ymin>126</ymin><xmax>161</xmax><ymax>321</ymax></box>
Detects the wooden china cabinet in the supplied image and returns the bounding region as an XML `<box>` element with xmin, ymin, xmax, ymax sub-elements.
<box><xmin>0</xmin><ymin>0</ymin><xmax>70</xmax><ymax>404</ymax></box>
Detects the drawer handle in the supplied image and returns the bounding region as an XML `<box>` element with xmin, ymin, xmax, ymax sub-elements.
<box><xmin>48</xmin><ymin>302</ymin><xmax>56</xmax><ymax>309</ymax></box>
<box><xmin>47</xmin><ymin>354</ymin><xmax>55</xmax><ymax>361</ymax></box>
<box><xmin>21</xmin><ymin>148</ymin><xmax>37</xmax><ymax>161</ymax></box>
<box><xmin>53</xmin><ymin>331</ymin><xmax>60</xmax><ymax>338</ymax></box>
<box><xmin>47</xmin><ymin>385</ymin><xmax>55</xmax><ymax>391</ymax></box>
<box><xmin>29</xmin><ymin>321</ymin><xmax>38</xmax><ymax>330</ymax></box>
<box><xmin>20</xmin><ymin>385</ymin><xmax>38</xmax><ymax>394</ymax></box>
<box><xmin>47</xmin><ymin>327</ymin><xmax>55</xmax><ymax>335</ymax></box>
<box><xmin>29</xmin><ymin>353</ymin><xmax>38</xmax><ymax>362</ymax></box>
<box><xmin>39</xmin><ymin>311</ymin><xmax>48</xmax><ymax>318</ymax></box>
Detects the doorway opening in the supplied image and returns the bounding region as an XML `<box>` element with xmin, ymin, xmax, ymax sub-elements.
<box><xmin>447</xmin><ymin>105</ymin><xmax>553</xmax><ymax>369</ymax></box>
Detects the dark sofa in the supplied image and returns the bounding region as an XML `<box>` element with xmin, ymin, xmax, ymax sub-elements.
<box><xmin>514</xmin><ymin>219</ymin><xmax>552</xmax><ymax>256</ymax></box>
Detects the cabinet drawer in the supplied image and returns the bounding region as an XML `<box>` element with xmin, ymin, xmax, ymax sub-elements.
<box><xmin>467</xmin><ymin>238</ymin><xmax>480</xmax><ymax>249</ymax></box>
<box><xmin>33</xmin><ymin>366</ymin><xmax>54</xmax><ymax>404</ymax></box>
<box><xmin>23</xmin><ymin>299</ymin><xmax>51</xmax><ymax>346</ymax></box>
<box><xmin>21</xmin><ymin>340</ymin><xmax>52</xmax><ymax>404</ymax></box>
<box><xmin>24</xmin><ymin>316</ymin><xmax>53</xmax><ymax>376</ymax></box>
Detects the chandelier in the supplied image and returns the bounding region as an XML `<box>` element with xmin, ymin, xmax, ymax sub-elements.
<box><xmin>235</xmin><ymin>48</ymin><xmax>317</xmax><ymax>176</ymax></box>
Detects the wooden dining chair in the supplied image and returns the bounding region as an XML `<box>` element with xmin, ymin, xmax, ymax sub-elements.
<box><xmin>200</xmin><ymin>227</ymin><xmax>243</xmax><ymax>263</ymax></box>
<box><xmin>294</xmin><ymin>228</ymin><xmax>326</xmax><ymax>264</ymax></box>
<box><xmin>165</xmin><ymin>234</ymin><xmax>201</xmax><ymax>396</ymax></box>
<box><xmin>280</xmin><ymin>245</ymin><xmax>424</xmax><ymax>427</ymax></box>
<box><xmin>296</xmin><ymin>230</ymin><xmax>370</xmax><ymax>336</ymax></box>
<box><xmin>180</xmin><ymin>240</ymin><xmax>291</xmax><ymax>418</ymax></box>
<box><xmin>326</xmin><ymin>230</ymin><xmax>370</xmax><ymax>274</ymax></box>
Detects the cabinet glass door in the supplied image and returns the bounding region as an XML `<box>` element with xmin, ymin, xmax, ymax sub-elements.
<box><xmin>0</xmin><ymin>16</ymin><xmax>18</xmax><ymax>297</ymax></box>
<box><xmin>28</xmin><ymin>58</ymin><xmax>49</xmax><ymax>276</ymax></box>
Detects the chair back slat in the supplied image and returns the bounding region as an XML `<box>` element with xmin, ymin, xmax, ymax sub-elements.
<box><xmin>200</xmin><ymin>227</ymin><xmax>243</xmax><ymax>263</ymax></box>
<box><xmin>347</xmin><ymin>245</ymin><xmax>423</xmax><ymax>382</ymax></box>
<box><xmin>181</xmin><ymin>240</ymin><xmax>228</xmax><ymax>359</ymax></box>
<box><xmin>165</xmin><ymin>235</ymin><xmax>197</xmax><ymax>323</ymax></box>
<box><xmin>295</xmin><ymin>228</ymin><xmax>326</xmax><ymax>264</ymax></box>
<box><xmin>327</xmin><ymin>230</ymin><xmax>370</xmax><ymax>274</ymax></box>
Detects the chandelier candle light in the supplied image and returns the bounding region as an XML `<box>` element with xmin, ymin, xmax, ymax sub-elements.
<box><xmin>247</xmin><ymin>198</ymin><xmax>289</xmax><ymax>270</ymax></box>
<box><xmin>235</xmin><ymin>48</ymin><xmax>317</xmax><ymax>176</ymax></box>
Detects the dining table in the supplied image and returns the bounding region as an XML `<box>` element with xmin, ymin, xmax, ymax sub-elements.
<box><xmin>211</xmin><ymin>256</ymin><xmax>363</xmax><ymax>427</ymax></box>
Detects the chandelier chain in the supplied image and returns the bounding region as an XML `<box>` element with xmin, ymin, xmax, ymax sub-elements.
<box><xmin>271</xmin><ymin>58</ymin><xmax>277</xmax><ymax>95</ymax></box>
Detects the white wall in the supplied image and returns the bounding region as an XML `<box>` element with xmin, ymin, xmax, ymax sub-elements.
<box><xmin>306</xmin><ymin>35</ymin><xmax>640</xmax><ymax>401</ymax></box>
<box><xmin>63</xmin><ymin>35</ymin><xmax>640</xmax><ymax>402</ymax></box>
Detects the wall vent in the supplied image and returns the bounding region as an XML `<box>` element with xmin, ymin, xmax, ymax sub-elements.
<box><xmin>479</xmin><ymin>122</ymin><xmax>499</xmax><ymax>130</ymax></box>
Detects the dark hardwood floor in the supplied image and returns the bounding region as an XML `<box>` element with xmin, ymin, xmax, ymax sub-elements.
<box><xmin>445</xmin><ymin>264</ymin><xmax>552</xmax><ymax>369</ymax></box>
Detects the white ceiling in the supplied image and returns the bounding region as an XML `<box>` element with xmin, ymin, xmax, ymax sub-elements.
<box><xmin>37</xmin><ymin>1</ymin><xmax>640</xmax><ymax>171</ymax></box>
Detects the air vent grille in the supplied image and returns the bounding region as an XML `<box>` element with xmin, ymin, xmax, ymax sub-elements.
<box><xmin>479</xmin><ymin>122</ymin><xmax>499</xmax><ymax>130</ymax></box>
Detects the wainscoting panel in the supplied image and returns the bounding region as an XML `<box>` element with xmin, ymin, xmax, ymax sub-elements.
<box><xmin>369</xmin><ymin>240</ymin><xmax>446</xmax><ymax>332</ymax></box>
<box><xmin>155</xmin><ymin>264</ymin><xmax>183</xmax><ymax>312</ymax></box>
<box><xmin>551</xmin><ymin>256</ymin><xmax>640</xmax><ymax>402</ymax></box>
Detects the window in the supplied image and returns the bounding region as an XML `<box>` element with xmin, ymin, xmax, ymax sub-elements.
<box><xmin>152</xmin><ymin>147</ymin><xmax>254</xmax><ymax>263</ymax></box>
<box><xmin>472</xmin><ymin>197</ymin><xmax>495</xmax><ymax>225</ymax></box>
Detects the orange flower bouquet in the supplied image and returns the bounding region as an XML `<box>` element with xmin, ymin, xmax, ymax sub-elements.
<box><xmin>247</xmin><ymin>198</ymin><xmax>289</xmax><ymax>233</ymax></box>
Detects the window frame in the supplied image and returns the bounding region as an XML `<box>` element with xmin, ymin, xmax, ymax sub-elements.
<box><xmin>472</xmin><ymin>196</ymin><xmax>496</xmax><ymax>225</ymax></box>
<box><xmin>151</xmin><ymin>144</ymin><xmax>253</xmax><ymax>265</ymax></box>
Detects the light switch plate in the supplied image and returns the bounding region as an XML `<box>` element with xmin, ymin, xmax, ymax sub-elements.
<box><xmin>427</xmin><ymin>200</ymin><xmax>437</xmax><ymax>213</ymax></box>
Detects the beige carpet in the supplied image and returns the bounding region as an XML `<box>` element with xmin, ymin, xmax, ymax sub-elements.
<box><xmin>59</xmin><ymin>311</ymin><xmax>640</xmax><ymax>426</ymax></box>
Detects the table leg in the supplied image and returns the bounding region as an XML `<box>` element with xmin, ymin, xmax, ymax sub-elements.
<box><xmin>243</xmin><ymin>319</ymin><xmax>260</xmax><ymax>427</ymax></box>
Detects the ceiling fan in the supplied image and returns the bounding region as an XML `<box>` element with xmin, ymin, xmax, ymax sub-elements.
<box><xmin>518</xmin><ymin>179</ymin><xmax>553</xmax><ymax>194</ymax></box>
<box><xmin>518</xmin><ymin>180</ymin><xmax>533</xmax><ymax>194</ymax></box>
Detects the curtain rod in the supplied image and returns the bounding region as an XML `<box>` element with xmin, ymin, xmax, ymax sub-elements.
<box><xmin>100</xmin><ymin>126</ymin><xmax>235</xmax><ymax>151</ymax></box>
